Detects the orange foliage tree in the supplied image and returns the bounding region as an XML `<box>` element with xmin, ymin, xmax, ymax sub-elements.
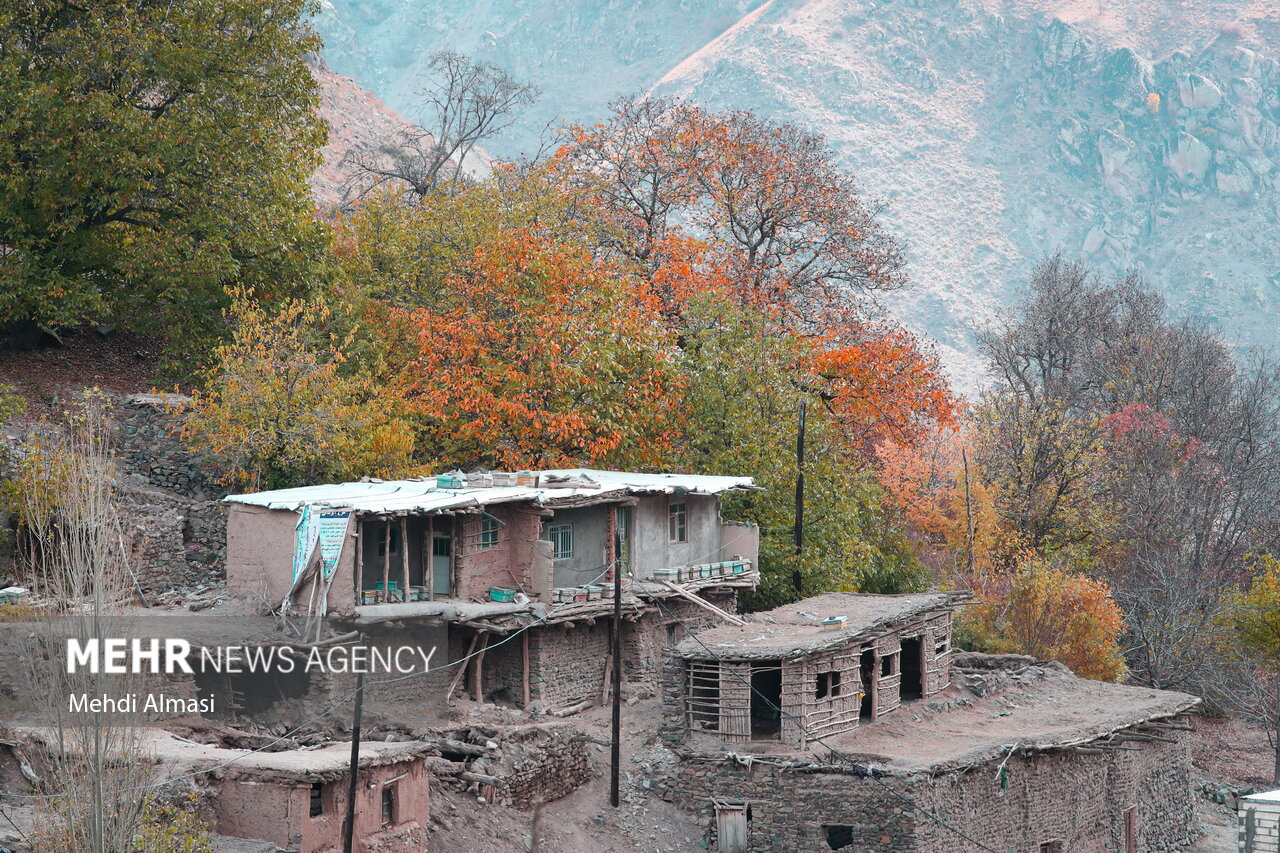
<box><xmin>387</xmin><ymin>230</ymin><xmax>683</xmax><ymax>470</ymax></box>
<box><xmin>962</xmin><ymin>554</ymin><xmax>1128</xmax><ymax>681</ymax></box>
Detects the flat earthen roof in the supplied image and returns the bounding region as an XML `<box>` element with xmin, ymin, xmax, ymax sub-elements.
<box><xmin>821</xmin><ymin>657</ymin><xmax>1199</xmax><ymax>774</ymax></box>
<box><xmin>675</xmin><ymin>592</ymin><xmax>962</xmax><ymax>660</ymax></box>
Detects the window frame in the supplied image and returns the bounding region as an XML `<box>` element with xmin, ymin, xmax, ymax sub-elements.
<box><xmin>668</xmin><ymin>501</ymin><xmax>688</xmax><ymax>543</ymax></box>
<box><xmin>380</xmin><ymin>783</ymin><xmax>397</xmax><ymax>827</ymax></box>
<box><xmin>479</xmin><ymin>515</ymin><xmax>500</xmax><ymax>550</ymax></box>
<box><xmin>815</xmin><ymin>670</ymin><xmax>843</xmax><ymax>700</ymax></box>
<box><xmin>548</xmin><ymin>522</ymin><xmax>574</xmax><ymax>560</ymax></box>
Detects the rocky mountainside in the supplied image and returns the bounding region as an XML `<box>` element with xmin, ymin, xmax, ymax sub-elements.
<box><xmin>313</xmin><ymin>1</ymin><xmax>1280</xmax><ymax>387</ymax></box>
<box><xmin>310</xmin><ymin>58</ymin><xmax>424</xmax><ymax>210</ymax></box>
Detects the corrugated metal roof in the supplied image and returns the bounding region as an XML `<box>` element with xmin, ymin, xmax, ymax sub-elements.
<box><xmin>224</xmin><ymin>468</ymin><xmax>755</xmax><ymax>513</ymax></box>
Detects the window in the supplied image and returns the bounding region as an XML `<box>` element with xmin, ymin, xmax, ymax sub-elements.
<box><xmin>376</xmin><ymin>524</ymin><xmax>401</xmax><ymax>557</ymax></box>
<box><xmin>815</xmin><ymin>670</ymin><xmax>842</xmax><ymax>699</ymax></box>
<box><xmin>479</xmin><ymin>515</ymin><xmax>500</xmax><ymax>549</ymax></box>
<box><xmin>548</xmin><ymin>523</ymin><xmax>573</xmax><ymax>560</ymax></box>
<box><xmin>1039</xmin><ymin>842</ymin><xmax>1063</xmax><ymax>853</ymax></box>
<box><xmin>880</xmin><ymin>653</ymin><xmax>897</xmax><ymax>678</ymax></box>
<box><xmin>381</xmin><ymin>783</ymin><xmax>397</xmax><ymax>827</ymax></box>
<box><xmin>309</xmin><ymin>782</ymin><xmax>324</xmax><ymax>817</ymax></box>
<box><xmin>935</xmin><ymin>636</ymin><xmax>950</xmax><ymax>656</ymax></box>
<box><xmin>668</xmin><ymin>502</ymin><xmax>687</xmax><ymax>543</ymax></box>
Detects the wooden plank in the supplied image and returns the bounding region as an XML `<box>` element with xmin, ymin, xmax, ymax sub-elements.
<box><xmin>658</xmin><ymin>581</ymin><xmax>746</xmax><ymax>626</ymax></box>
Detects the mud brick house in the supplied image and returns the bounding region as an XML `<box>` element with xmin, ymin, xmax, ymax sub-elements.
<box><xmin>224</xmin><ymin>469</ymin><xmax>760</xmax><ymax>711</ymax></box>
<box><xmin>145</xmin><ymin>732</ymin><xmax>431</xmax><ymax>853</ymax></box>
<box><xmin>659</xmin><ymin>594</ymin><xmax>1202</xmax><ymax>853</ymax></box>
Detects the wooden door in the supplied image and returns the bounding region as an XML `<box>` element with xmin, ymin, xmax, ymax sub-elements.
<box><xmin>715</xmin><ymin>803</ymin><xmax>748</xmax><ymax>853</ymax></box>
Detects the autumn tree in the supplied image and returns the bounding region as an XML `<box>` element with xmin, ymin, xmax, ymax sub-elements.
<box><xmin>975</xmin><ymin>254</ymin><xmax>1280</xmax><ymax>695</ymax></box>
<box><xmin>962</xmin><ymin>554</ymin><xmax>1128</xmax><ymax>681</ymax></box>
<box><xmin>181</xmin><ymin>290</ymin><xmax>417</xmax><ymax>491</ymax></box>
<box><xmin>1229</xmin><ymin>555</ymin><xmax>1280</xmax><ymax>784</ymax></box>
<box><xmin>0</xmin><ymin>0</ymin><xmax>327</xmax><ymax>355</ymax></box>
<box><xmin>385</xmin><ymin>230</ymin><xmax>683</xmax><ymax>470</ymax></box>
<box><xmin>562</xmin><ymin>97</ymin><xmax>906</xmax><ymax>326</ymax></box>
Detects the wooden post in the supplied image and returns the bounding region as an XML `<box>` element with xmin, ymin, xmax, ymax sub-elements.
<box><xmin>381</xmin><ymin>521</ymin><xmax>391</xmax><ymax>604</ymax></box>
<box><xmin>426</xmin><ymin>516</ymin><xmax>435</xmax><ymax>601</ymax></box>
<box><xmin>472</xmin><ymin>632</ymin><xmax>489</xmax><ymax>703</ymax></box>
<box><xmin>400</xmin><ymin>517</ymin><xmax>410</xmax><ymax>603</ymax></box>
<box><xmin>446</xmin><ymin>634</ymin><xmax>479</xmax><ymax>704</ymax></box>
<box><xmin>353</xmin><ymin>517</ymin><xmax>363</xmax><ymax>607</ymax></box>
<box><xmin>521</xmin><ymin>630</ymin><xmax>531</xmax><ymax>708</ymax></box>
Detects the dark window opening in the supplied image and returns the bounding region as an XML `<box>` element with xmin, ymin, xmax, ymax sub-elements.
<box><xmin>665</xmin><ymin>623</ymin><xmax>686</xmax><ymax>648</ymax></box>
<box><xmin>859</xmin><ymin>650</ymin><xmax>875</xmax><ymax>720</ymax></box>
<box><xmin>880</xmin><ymin>653</ymin><xmax>896</xmax><ymax>678</ymax></box>
<box><xmin>1039</xmin><ymin>842</ymin><xmax>1063</xmax><ymax>853</ymax></box>
<box><xmin>900</xmin><ymin>636</ymin><xmax>923</xmax><ymax>701</ymax></box>
<box><xmin>381</xmin><ymin>783</ymin><xmax>396</xmax><ymax>827</ymax></box>
<box><xmin>936</xmin><ymin>637</ymin><xmax>949</xmax><ymax>656</ymax></box>
<box><xmin>309</xmin><ymin>782</ymin><xmax>324</xmax><ymax>817</ymax></box>
<box><xmin>815</xmin><ymin>670</ymin><xmax>842</xmax><ymax>699</ymax></box>
<box><xmin>376</xmin><ymin>524</ymin><xmax>402</xmax><ymax>557</ymax></box>
<box><xmin>824</xmin><ymin>825</ymin><xmax>855</xmax><ymax>850</ymax></box>
<box><xmin>750</xmin><ymin>662</ymin><xmax>783</xmax><ymax>740</ymax></box>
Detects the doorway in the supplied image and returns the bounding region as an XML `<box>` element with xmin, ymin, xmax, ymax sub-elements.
<box><xmin>431</xmin><ymin>533</ymin><xmax>452</xmax><ymax>597</ymax></box>
<box><xmin>900</xmin><ymin>636</ymin><xmax>923</xmax><ymax>701</ymax></box>
<box><xmin>859</xmin><ymin>649</ymin><xmax>876</xmax><ymax>719</ymax></box>
<box><xmin>750</xmin><ymin>661</ymin><xmax>783</xmax><ymax>740</ymax></box>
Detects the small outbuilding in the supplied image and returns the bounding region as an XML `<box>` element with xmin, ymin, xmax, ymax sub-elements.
<box><xmin>1241</xmin><ymin>789</ymin><xmax>1280</xmax><ymax>852</ymax></box>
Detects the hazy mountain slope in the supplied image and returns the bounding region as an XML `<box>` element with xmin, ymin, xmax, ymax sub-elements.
<box><xmin>315</xmin><ymin>1</ymin><xmax>757</xmax><ymax>157</ymax></box>
<box><xmin>313</xmin><ymin>1</ymin><xmax>1280</xmax><ymax>387</ymax></box>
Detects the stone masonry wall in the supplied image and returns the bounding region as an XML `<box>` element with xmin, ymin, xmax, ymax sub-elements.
<box><xmin>659</xmin><ymin>758</ymin><xmax>919</xmax><ymax>852</ymax></box>
<box><xmin>913</xmin><ymin>736</ymin><xmax>1197</xmax><ymax>853</ymax></box>
<box><xmin>474</xmin><ymin>723</ymin><xmax>592</xmax><ymax>810</ymax></box>
<box><xmin>655</xmin><ymin>736</ymin><xmax>1196</xmax><ymax>853</ymax></box>
<box><xmin>117</xmin><ymin>394</ymin><xmax>227</xmax><ymax>591</ymax></box>
<box><xmin>529</xmin><ymin>621</ymin><xmax>612</xmax><ymax>708</ymax></box>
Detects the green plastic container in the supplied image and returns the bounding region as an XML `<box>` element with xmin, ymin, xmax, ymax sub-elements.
<box><xmin>489</xmin><ymin>587</ymin><xmax>517</xmax><ymax>603</ymax></box>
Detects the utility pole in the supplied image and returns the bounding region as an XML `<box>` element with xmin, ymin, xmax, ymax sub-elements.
<box><xmin>343</xmin><ymin>668</ymin><xmax>366</xmax><ymax>853</ymax></box>
<box><xmin>792</xmin><ymin>400</ymin><xmax>807</xmax><ymax>592</ymax></box>
<box><xmin>610</xmin><ymin>545</ymin><xmax>623</xmax><ymax>807</ymax></box>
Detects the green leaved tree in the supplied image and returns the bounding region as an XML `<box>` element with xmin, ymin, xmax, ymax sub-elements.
<box><xmin>0</xmin><ymin>0</ymin><xmax>327</xmax><ymax>360</ymax></box>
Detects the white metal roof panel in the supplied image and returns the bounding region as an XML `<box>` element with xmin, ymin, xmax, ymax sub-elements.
<box><xmin>224</xmin><ymin>469</ymin><xmax>754</xmax><ymax>513</ymax></box>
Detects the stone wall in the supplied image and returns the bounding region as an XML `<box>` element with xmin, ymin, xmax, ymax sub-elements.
<box><xmin>473</xmin><ymin>723</ymin><xmax>592</xmax><ymax>810</ymax></box>
<box><xmin>655</xmin><ymin>736</ymin><xmax>1197</xmax><ymax>853</ymax></box>
<box><xmin>117</xmin><ymin>394</ymin><xmax>227</xmax><ymax>591</ymax></box>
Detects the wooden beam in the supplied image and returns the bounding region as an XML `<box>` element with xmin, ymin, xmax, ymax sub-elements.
<box><xmin>657</xmin><ymin>580</ymin><xmax>747</xmax><ymax>626</ymax></box>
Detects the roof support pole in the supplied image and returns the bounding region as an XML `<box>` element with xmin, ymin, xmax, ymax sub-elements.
<box><xmin>610</xmin><ymin>503</ymin><xmax>622</xmax><ymax>809</ymax></box>
<box><xmin>472</xmin><ymin>632</ymin><xmax>489</xmax><ymax>702</ymax></box>
<box><xmin>400</xmin><ymin>517</ymin><xmax>410</xmax><ymax>603</ymax></box>
<box><xmin>342</xmin><ymin>667</ymin><xmax>365</xmax><ymax>853</ymax></box>
<box><xmin>381</xmin><ymin>522</ymin><xmax>391</xmax><ymax>604</ymax></box>
<box><xmin>426</xmin><ymin>516</ymin><xmax>435</xmax><ymax>601</ymax></box>
<box><xmin>353</xmin><ymin>517</ymin><xmax>363</xmax><ymax>606</ymax></box>
<box><xmin>522</xmin><ymin>630</ymin><xmax>531</xmax><ymax>708</ymax></box>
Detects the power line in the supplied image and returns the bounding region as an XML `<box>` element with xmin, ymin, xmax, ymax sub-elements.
<box><xmin>649</xmin><ymin>596</ymin><xmax>1005</xmax><ymax>853</ymax></box>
